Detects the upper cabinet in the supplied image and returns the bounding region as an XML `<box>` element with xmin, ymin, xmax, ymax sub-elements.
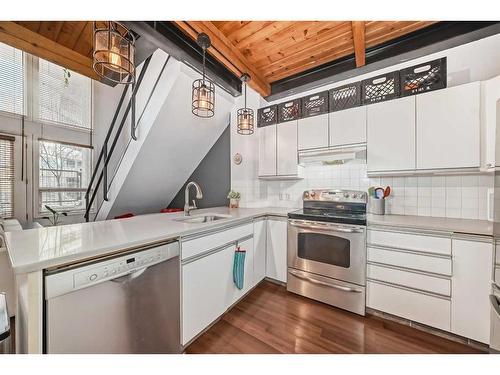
<box><xmin>277</xmin><ymin>120</ymin><xmax>301</xmax><ymax>176</ymax></box>
<box><xmin>297</xmin><ymin>114</ymin><xmax>329</xmax><ymax>150</ymax></box>
<box><xmin>258</xmin><ymin>123</ymin><xmax>277</xmax><ymax>177</ymax></box>
<box><xmin>330</xmin><ymin>106</ymin><xmax>367</xmax><ymax>147</ymax></box>
<box><xmin>367</xmin><ymin>96</ymin><xmax>416</xmax><ymax>173</ymax></box>
<box><xmin>416</xmin><ymin>82</ymin><xmax>481</xmax><ymax>170</ymax></box>
<box><xmin>481</xmin><ymin>75</ymin><xmax>500</xmax><ymax>170</ymax></box>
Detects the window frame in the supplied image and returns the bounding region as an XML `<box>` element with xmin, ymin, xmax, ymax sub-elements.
<box><xmin>0</xmin><ymin>134</ymin><xmax>16</xmax><ymax>219</ymax></box>
<box><xmin>34</xmin><ymin>138</ymin><xmax>93</xmax><ymax>218</ymax></box>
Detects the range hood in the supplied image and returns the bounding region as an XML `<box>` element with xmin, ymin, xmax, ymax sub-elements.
<box><xmin>298</xmin><ymin>144</ymin><xmax>366</xmax><ymax>165</ymax></box>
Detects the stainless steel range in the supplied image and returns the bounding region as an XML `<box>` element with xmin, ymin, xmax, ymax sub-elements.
<box><xmin>287</xmin><ymin>189</ymin><xmax>367</xmax><ymax>315</ymax></box>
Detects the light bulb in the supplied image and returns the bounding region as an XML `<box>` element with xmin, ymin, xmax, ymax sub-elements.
<box><xmin>109</xmin><ymin>51</ymin><xmax>122</xmax><ymax>67</ymax></box>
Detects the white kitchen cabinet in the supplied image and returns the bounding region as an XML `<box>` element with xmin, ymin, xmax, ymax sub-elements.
<box><xmin>367</xmin><ymin>96</ymin><xmax>416</xmax><ymax>172</ymax></box>
<box><xmin>225</xmin><ymin>237</ymin><xmax>254</xmax><ymax>308</ymax></box>
<box><xmin>277</xmin><ymin>120</ymin><xmax>300</xmax><ymax>176</ymax></box>
<box><xmin>253</xmin><ymin>218</ymin><xmax>267</xmax><ymax>285</ymax></box>
<box><xmin>182</xmin><ymin>244</ymin><xmax>231</xmax><ymax>345</ymax></box>
<box><xmin>297</xmin><ymin>114</ymin><xmax>329</xmax><ymax>150</ymax></box>
<box><xmin>416</xmin><ymin>82</ymin><xmax>480</xmax><ymax>170</ymax></box>
<box><xmin>451</xmin><ymin>238</ymin><xmax>492</xmax><ymax>344</ymax></box>
<box><xmin>329</xmin><ymin>106</ymin><xmax>366</xmax><ymax>147</ymax></box>
<box><xmin>266</xmin><ymin>218</ymin><xmax>287</xmax><ymax>283</ymax></box>
<box><xmin>258</xmin><ymin>124</ymin><xmax>277</xmax><ymax>176</ymax></box>
<box><xmin>481</xmin><ymin>75</ymin><xmax>500</xmax><ymax>170</ymax></box>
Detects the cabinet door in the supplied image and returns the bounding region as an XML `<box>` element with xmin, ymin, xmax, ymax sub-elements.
<box><xmin>451</xmin><ymin>239</ymin><xmax>492</xmax><ymax>344</ymax></box>
<box><xmin>225</xmin><ymin>237</ymin><xmax>254</xmax><ymax>308</ymax></box>
<box><xmin>277</xmin><ymin>121</ymin><xmax>299</xmax><ymax>176</ymax></box>
<box><xmin>297</xmin><ymin>114</ymin><xmax>329</xmax><ymax>150</ymax></box>
<box><xmin>266</xmin><ymin>219</ymin><xmax>288</xmax><ymax>283</ymax></box>
<box><xmin>367</xmin><ymin>96</ymin><xmax>416</xmax><ymax>172</ymax></box>
<box><xmin>258</xmin><ymin>124</ymin><xmax>277</xmax><ymax>176</ymax></box>
<box><xmin>253</xmin><ymin>219</ymin><xmax>267</xmax><ymax>285</ymax></box>
<box><xmin>330</xmin><ymin>106</ymin><xmax>367</xmax><ymax>146</ymax></box>
<box><xmin>182</xmin><ymin>245</ymin><xmax>231</xmax><ymax>345</ymax></box>
<box><xmin>416</xmin><ymin>82</ymin><xmax>480</xmax><ymax>169</ymax></box>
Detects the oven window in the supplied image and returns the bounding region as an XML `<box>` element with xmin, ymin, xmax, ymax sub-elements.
<box><xmin>297</xmin><ymin>233</ymin><xmax>350</xmax><ymax>268</ymax></box>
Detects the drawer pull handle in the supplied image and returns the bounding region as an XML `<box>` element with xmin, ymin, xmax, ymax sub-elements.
<box><xmin>289</xmin><ymin>270</ymin><xmax>362</xmax><ymax>293</ymax></box>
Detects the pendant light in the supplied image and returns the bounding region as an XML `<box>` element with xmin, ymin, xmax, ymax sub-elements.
<box><xmin>93</xmin><ymin>21</ymin><xmax>136</xmax><ymax>84</ymax></box>
<box><xmin>192</xmin><ymin>33</ymin><xmax>215</xmax><ymax>118</ymax></box>
<box><xmin>237</xmin><ymin>74</ymin><xmax>254</xmax><ymax>135</ymax></box>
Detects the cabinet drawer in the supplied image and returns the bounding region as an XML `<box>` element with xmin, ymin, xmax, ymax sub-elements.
<box><xmin>368</xmin><ymin>247</ymin><xmax>451</xmax><ymax>276</ymax></box>
<box><xmin>367</xmin><ymin>281</ymin><xmax>451</xmax><ymax>331</ymax></box>
<box><xmin>368</xmin><ymin>229</ymin><xmax>451</xmax><ymax>256</ymax></box>
<box><xmin>367</xmin><ymin>264</ymin><xmax>451</xmax><ymax>296</ymax></box>
<box><xmin>181</xmin><ymin>223</ymin><xmax>253</xmax><ymax>260</ymax></box>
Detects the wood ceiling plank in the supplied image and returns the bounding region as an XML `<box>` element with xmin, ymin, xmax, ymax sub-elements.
<box><xmin>351</xmin><ymin>21</ymin><xmax>366</xmax><ymax>67</ymax></box>
<box><xmin>213</xmin><ymin>21</ymin><xmax>251</xmax><ymax>37</ymax></box>
<box><xmin>73</xmin><ymin>21</ymin><xmax>93</xmax><ymax>57</ymax></box>
<box><xmin>56</xmin><ymin>21</ymin><xmax>87</xmax><ymax>50</ymax></box>
<box><xmin>258</xmin><ymin>28</ymin><xmax>353</xmax><ymax>76</ymax></box>
<box><xmin>0</xmin><ymin>21</ymin><xmax>99</xmax><ymax>80</ymax></box>
<box><xmin>35</xmin><ymin>21</ymin><xmax>65</xmax><ymax>40</ymax></box>
<box><xmin>173</xmin><ymin>21</ymin><xmax>270</xmax><ymax>96</ymax></box>
<box><xmin>233</xmin><ymin>21</ymin><xmax>296</xmax><ymax>50</ymax></box>
<box><xmin>366</xmin><ymin>21</ymin><xmax>436</xmax><ymax>48</ymax></box>
<box><xmin>225</xmin><ymin>21</ymin><xmax>275</xmax><ymax>45</ymax></box>
<box><xmin>251</xmin><ymin>22</ymin><xmax>352</xmax><ymax>69</ymax></box>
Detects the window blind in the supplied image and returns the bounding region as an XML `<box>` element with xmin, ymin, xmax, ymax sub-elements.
<box><xmin>0</xmin><ymin>42</ymin><xmax>24</xmax><ymax>115</ymax></box>
<box><xmin>0</xmin><ymin>135</ymin><xmax>15</xmax><ymax>218</ymax></box>
<box><xmin>38</xmin><ymin>59</ymin><xmax>92</xmax><ymax>129</ymax></box>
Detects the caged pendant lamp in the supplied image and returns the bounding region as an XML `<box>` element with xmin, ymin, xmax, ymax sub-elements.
<box><xmin>192</xmin><ymin>33</ymin><xmax>215</xmax><ymax>118</ymax></box>
<box><xmin>93</xmin><ymin>21</ymin><xmax>136</xmax><ymax>84</ymax></box>
<box><xmin>237</xmin><ymin>74</ymin><xmax>254</xmax><ymax>135</ymax></box>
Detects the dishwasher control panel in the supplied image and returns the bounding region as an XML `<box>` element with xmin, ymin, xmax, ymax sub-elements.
<box><xmin>45</xmin><ymin>241</ymin><xmax>180</xmax><ymax>299</ymax></box>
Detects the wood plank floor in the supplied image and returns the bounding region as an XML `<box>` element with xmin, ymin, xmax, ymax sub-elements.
<box><xmin>186</xmin><ymin>281</ymin><xmax>484</xmax><ymax>354</ymax></box>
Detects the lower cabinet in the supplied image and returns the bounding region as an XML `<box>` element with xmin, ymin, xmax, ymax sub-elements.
<box><xmin>181</xmin><ymin>229</ymin><xmax>254</xmax><ymax>345</ymax></box>
<box><xmin>367</xmin><ymin>228</ymin><xmax>493</xmax><ymax>344</ymax></box>
<box><xmin>266</xmin><ymin>218</ymin><xmax>288</xmax><ymax>283</ymax></box>
<box><xmin>451</xmin><ymin>238</ymin><xmax>492</xmax><ymax>344</ymax></box>
<box><xmin>253</xmin><ymin>218</ymin><xmax>267</xmax><ymax>285</ymax></box>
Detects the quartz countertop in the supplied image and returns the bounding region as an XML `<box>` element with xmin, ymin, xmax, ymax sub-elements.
<box><xmin>5</xmin><ymin>206</ymin><xmax>293</xmax><ymax>274</ymax></box>
<box><xmin>367</xmin><ymin>214</ymin><xmax>493</xmax><ymax>237</ymax></box>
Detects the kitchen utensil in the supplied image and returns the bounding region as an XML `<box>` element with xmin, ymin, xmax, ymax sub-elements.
<box><xmin>368</xmin><ymin>187</ymin><xmax>375</xmax><ymax>197</ymax></box>
<box><xmin>383</xmin><ymin>186</ymin><xmax>391</xmax><ymax>198</ymax></box>
<box><xmin>374</xmin><ymin>188</ymin><xmax>385</xmax><ymax>199</ymax></box>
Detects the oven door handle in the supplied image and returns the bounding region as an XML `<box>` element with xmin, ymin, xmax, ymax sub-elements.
<box><xmin>490</xmin><ymin>294</ymin><xmax>500</xmax><ymax>319</ymax></box>
<box><xmin>289</xmin><ymin>220</ymin><xmax>364</xmax><ymax>233</ymax></box>
<box><xmin>289</xmin><ymin>270</ymin><xmax>363</xmax><ymax>293</ymax></box>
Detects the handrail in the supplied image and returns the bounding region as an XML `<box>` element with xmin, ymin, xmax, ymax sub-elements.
<box><xmin>84</xmin><ymin>55</ymin><xmax>153</xmax><ymax>221</ymax></box>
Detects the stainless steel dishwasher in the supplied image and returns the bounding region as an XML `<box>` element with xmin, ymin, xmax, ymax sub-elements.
<box><xmin>44</xmin><ymin>240</ymin><xmax>181</xmax><ymax>354</ymax></box>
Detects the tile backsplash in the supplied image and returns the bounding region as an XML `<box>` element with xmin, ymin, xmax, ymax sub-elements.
<box><xmin>234</xmin><ymin>160</ymin><xmax>494</xmax><ymax>220</ymax></box>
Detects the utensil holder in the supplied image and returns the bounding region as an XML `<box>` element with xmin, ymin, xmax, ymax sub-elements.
<box><xmin>368</xmin><ymin>197</ymin><xmax>385</xmax><ymax>215</ymax></box>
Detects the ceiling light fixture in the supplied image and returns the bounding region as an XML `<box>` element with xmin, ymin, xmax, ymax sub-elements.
<box><xmin>192</xmin><ymin>33</ymin><xmax>215</xmax><ymax>118</ymax></box>
<box><xmin>237</xmin><ymin>74</ymin><xmax>254</xmax><ymax>135</ymax></box>
<box><xmin>93</xmin><ymin>21</ymin><xmax>136</xmax><ymax>84</ymax></box>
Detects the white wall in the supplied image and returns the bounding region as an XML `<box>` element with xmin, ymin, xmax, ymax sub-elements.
<box><xmin>231</xmin><ymin>33</ymin><xmax>500</xmax><ymax>219</ymax></box>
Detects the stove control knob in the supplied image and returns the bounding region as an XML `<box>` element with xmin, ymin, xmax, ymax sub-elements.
<box><xmin>310</xmin><ymin>191</ymin><xmax>316</xmax><ymax>197</ymax></box>
<box><xmin>343</xmin><ymin>192</ymin><xmax>349</xmax><ymax>198</ymax></box>
<box><xmin>352</xmin><ymin>193</ymin><xmax>358</xmax><ymax>198</ymax></box>
<box><xmin>304</xmin><ymin>191</ymin><xmax>310</xmax><ymax>198</ymax></box>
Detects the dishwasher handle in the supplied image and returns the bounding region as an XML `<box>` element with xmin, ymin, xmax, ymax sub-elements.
<box><xmin>110</xmin><ymin>267</ymin><xmax>148</xmax><ymax>284</ymax></box>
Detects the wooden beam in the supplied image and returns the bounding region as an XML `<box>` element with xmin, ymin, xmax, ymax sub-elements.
<box><xmin>173</xmin><ymin>21</ymin><xmax>270</xmax><ymax>97</ymax></box>
<box><xmin>351</xmin><ymin>21</ymin><xmax>366</xmax><ymax>67</ymax></box>
<box><xmin>0</xmin><ymin>21</ymin><xmax>100</xmax><ymax>81</ymax></box>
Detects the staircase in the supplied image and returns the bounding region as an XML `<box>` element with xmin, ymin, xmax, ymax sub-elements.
<box><xmin>86</xmin><ymin>50</ymin><xmax>234</xmax><ymax>221</ymax></box>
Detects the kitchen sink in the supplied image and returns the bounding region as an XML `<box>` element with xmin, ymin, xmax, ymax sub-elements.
<box><xmin>174</xmin><ymin>213</ymin><xmax>232</xmax><ymax>223</ymax></box>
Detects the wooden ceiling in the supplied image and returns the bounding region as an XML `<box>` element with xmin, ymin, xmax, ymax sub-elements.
<box><xmin>0</xmin><ymin>21</ymin><xmax>99</xmax><ymax>80</ymax></box>
<box><xmin>0</xmin><ymin>21</ymin><xmax>436</xmax><ymax>95</ymax></box>
<box><xmin>174</xmin><ymin>21</ymin><xmax>436</xmax><ymax>96</ymax></box>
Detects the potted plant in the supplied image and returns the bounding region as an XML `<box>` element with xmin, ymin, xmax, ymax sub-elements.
<box><xmin>42</xmin><ymin>205</ymin><xmax>68</xmax><ymax>226</ymax></box>
<box><xmin>227</xmin><ymin>190</ymin><xmax>241</xmax><ymax>208</ymax></box>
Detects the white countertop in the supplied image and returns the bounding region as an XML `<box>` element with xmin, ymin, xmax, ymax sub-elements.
<box><xmin>367</xmin><ymin>214</ymin><xmax>493</xmax><ymax>237</ymax></box>
<box><xmin>6</xmin><ymin>206</ymin><xmax>493</xmax><ymax>274</ymax></box>
<box><xmin>5</xmin><ymin>206</ymin><xmax>293</xmax><ymax>274</ymax></box>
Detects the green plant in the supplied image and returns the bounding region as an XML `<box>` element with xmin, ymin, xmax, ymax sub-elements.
<box><xmin>227</xmin><ymin>190</ymin><xmax>241</xmax><ymax>200</ymax></box>
<box><xmin>63</xmin><ymin>68</ymin><xmax>71</xmax><ymax>87</ymax></box>
<box><xmin>42</xmin><ymin>205</ymin><xmax>68</xmax><ymax>226</ymax></box>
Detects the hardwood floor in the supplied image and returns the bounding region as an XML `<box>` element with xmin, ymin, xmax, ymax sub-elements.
<box><xmin>185</xmin><ymin>281</ymin><xmax>484</xmax><ymax>354</ymax></box>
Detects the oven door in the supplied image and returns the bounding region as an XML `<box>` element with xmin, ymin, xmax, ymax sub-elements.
<box><xmin>288</xmin><ymin>219</ymin><xmax>366</xmax><ymax>286</ymax></box>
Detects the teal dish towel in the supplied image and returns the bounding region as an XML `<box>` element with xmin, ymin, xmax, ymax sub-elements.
<box><xmin>233</xmin><ymin>247</ymin><xmax>246</xmax><ymax>290</ymax></box>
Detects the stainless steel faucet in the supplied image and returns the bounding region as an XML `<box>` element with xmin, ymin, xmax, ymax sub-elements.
<box><xmin>184</xmin><ymin>181</ymin><xmax>203</xmax><ymax>216</ymax></box>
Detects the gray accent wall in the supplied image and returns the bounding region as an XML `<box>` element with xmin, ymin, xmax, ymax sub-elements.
<box><xmin>168</xmin><ymin>124</ymin><xmax>231</xmax><ymax>210</ymax></box>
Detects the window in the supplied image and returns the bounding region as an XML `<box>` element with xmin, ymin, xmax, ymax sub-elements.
<box><xmin>0</xmin><ymin>135</ymin><xmax>15</xmax><ymax>218</ymax></box>
<box><xmin>37</xmin><ymin>59</ymin><xmax>92</xmax><ymax>129</ymax></box>
<box><xmin>39</xmin><ymin>140</ymin><xmax>91</xmax><ymax>212</ymax></box>
<box><xmin>0</xmin><ymin>42</ymin><xmax>24</xmax><ymax>115</ymax></box>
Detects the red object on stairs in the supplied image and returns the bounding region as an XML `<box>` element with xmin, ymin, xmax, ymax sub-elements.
<box><xmin>160</xmin><ymin>208</ymin><xmax>182</xmax><ymax>213</ymax></box>
<box><xmin>114</xmin><ymin>213</ymin><xmax>135</xmax><ymax>219</ymax></box>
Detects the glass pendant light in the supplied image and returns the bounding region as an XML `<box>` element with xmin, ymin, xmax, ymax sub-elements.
<box><xmin>93</xmin><ymin>21</ymin><xmax>136</xmax><ymax>84</ymax></box>
<box><xmin>237</xmin><ymin>74</ymin><xmax>254</xmax><ymax>135</ymax></box>
<box><xmin>192</xmin><ymin>33</ymin><xmax>215</xmax><ymax>118</ymax></box>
